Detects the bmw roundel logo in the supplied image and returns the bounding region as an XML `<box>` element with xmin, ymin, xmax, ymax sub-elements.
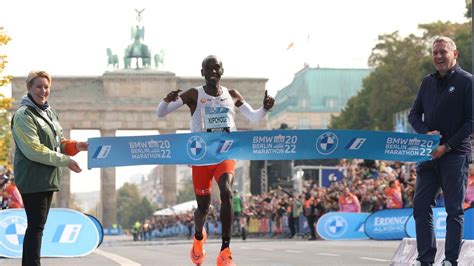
<box><xmin>0</xmin><ymin>216</ymin><xmax>27</xmax><ymax>252</ymax></box>
<box><xmin>324</xmin><ymin>215</ymin><xmax>347</xmax><ymax>237</ymax></box>
<box><xmin>316</xmin><ymin>132</ymin><xmax>339</xmax><ymax>155</ymax></box>
<box><xmin>187</xmin><ymin>135</ymin><xmax>207</xmax><ymax>160</ymax></box>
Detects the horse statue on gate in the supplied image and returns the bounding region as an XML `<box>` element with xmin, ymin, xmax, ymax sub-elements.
<box><xmin>106</xmin><ymin>48</ymin><xmax>119</xmax><ymax>69</ymax></box>
<box><xmin>123</xmin><ymin>48</ymin><xmax>131</xmax><ymax>69</ymax></box>
<box><xmin>154</xmin><ymin>49</ymin><xmax>165</xmax><ymax>69</ymax></box>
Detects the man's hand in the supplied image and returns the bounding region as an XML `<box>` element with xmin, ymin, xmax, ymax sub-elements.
<box><xmin>263</xmin><ymin>90</ymin><xmax>275</xmax><ymax>110</ymax></box>
<box><xmin>431</xmin><ymin>144</ymin><xmax>448</xmax><ymax>159</ymax></box>
<box><xmin>164</xmin><ymin>89</ymin><xmax>182</xmax><ymax>103</ymax></box>
<box><xmin>426</xmin><ymin>131</ymin><xmax>445</xmax><ymax>159</ymax></box>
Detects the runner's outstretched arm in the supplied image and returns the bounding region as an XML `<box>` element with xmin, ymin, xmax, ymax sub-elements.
<box><xmin>230</xmin><ymin>89</ymin><xmax>275</xmax><ymax>122</ymax></box>
<box><xmin>156</xmin><ymin>89</ymin><xmax>183</xmax><ymax>117</ymax></box>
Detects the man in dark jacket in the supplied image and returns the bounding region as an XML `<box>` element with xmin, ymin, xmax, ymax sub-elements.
<box><xmin>408</xmin><ymin>36</ymin><xmax>472</xmax><ymax>266</ymax></box>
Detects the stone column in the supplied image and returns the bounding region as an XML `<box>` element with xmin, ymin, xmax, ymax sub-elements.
<box><xmin>100</xmin><ymin>129</ymin><xmax>117</xmax><ymax>228</ymax></box>
<box><xmin>56</xmin><ymin>128</ymin><xmax>71</xmax><ymax>208</ymax></box>
<box><xmin>160</xmin><ymin>129</ymin><xmax>177</xmax><ymax>206</ymax></box>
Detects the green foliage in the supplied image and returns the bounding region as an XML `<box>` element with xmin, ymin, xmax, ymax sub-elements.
<box><xmin>329</xmin><ymin>18</ymin><xmax>472</xmax><ymax>130</ymax></box>
<box><xmin>366</xmin><ymin>33</ymin><xmax>428</xmax><ymax>130</ymax></box>
<box><xmin>451</xmin><ymin>23</ymin><xmax>472</xmax><ymax>72</ymax></box>
<box><xmin>117</xmin><ymin>183</ymin><xmax>155</xmax><ymax>229</ymax></box>
<box><xmin>330</xmin><ymin>87</ymin><xmax>372</xmax><ymax>130</ymax></box>
<box><xmin>466</xmin><ymin>0</ymin><xmax>472</xmax><ymax>18</ymax></box>
<box><xmin>0</xmin><ymin>27</ymin><xmax>13</xmax><ymax>168</ymax></box>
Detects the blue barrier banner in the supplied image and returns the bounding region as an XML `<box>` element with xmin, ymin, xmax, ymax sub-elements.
<box><xmin>88</xmin><ymin>129</ymin><xmax>439</xmax><ymax>168</ymax></box>
<box><xmin>103</xmin><ymin>228</ymin><xmax>122</xmax><ymax>235</ymax></box>
<box><xmin>364</xmin><ymin>208</ymin><xmax>413</xmax><ymax>240</ymax></box>
<box><xmin>0</xmin><ymin>208</ymin><xmax>100</xmax><ymax>258</ymax></box>
<box><xmin>85</xmin><ymin>213</ymin><xmax>104</xmax><ymax>247</ymax></box>
<box><xmin>316</xmin><ymin>212</ymin><xmax>370</xmax><ymax>240</ymax></box>
<box><xmin>405</xmin><ymin>207</ymin><xmax>474</xmax><ymax>239</ymax></box>
<box><xmin>465</xmin><ymin>208</ymin><xmax>474</xmax><ymax>240</ymax></box>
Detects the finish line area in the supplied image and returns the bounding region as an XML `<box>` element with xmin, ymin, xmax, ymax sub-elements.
<box><xmin>2</xmin><ymin>129</ymin><xmax>469</xmax><ymax>265</ymax></box>
<box><xmin>0</xmin><ymin>236</ymin><xmax>400</xmax><ymax>266</ymax></box>
<box><xmin>2</xmin><ymin>235</ymin><xmax>473</xmax><ymax>265</ymax></box>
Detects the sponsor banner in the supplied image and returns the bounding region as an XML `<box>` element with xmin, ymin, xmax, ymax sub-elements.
<box><xmin>365</xmin><ymin>208</ymin><xmax>413</xmax><ymax>240</ymax></box>
<box><xmin>88</xmin><ymin>129</ymin><xmax>439</xmax><ymax>168</ymax></box>
<box><xmin>316</xmin><ymin>212</ymin><xmax>369</xmax><ymax>240</ymax></box>
<box><xmin>465</xmin><ymin>208</ymin><xmax>474</xmax><ymax>240</ymax></box>
<box><xmin>85</xmin><ymin>214</ymin><xmax>104</xmax><ymax>247</ymax></box>
<box><xmin>103</xmin><ymin>227</ymin><xmax>122</xmax><ymax>236</ymax></box>
<box><xmin>321</xmin><ymin>168</ymin><xmax>344</xmax><ymax>187</ymax></box>
<box><xmin>0</xmin><ymin>208</ymin><xmax>100</xmax><ymax>258</ymax></box>
<box><xmin>406</xmin><ymin>207</ymin><xmax>474</xmax><ymax>239</ymax></box>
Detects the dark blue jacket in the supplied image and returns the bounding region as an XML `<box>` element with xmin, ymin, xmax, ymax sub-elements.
<box><xmin>408</xmin><ymin>64</ymin><xmax>472</xmax><ymax>154</ymax></box>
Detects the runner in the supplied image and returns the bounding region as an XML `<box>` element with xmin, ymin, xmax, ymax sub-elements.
<box><xmin>156</xmin><ymin>55</ymin><xmax>274</xmax><ymax>265</ymax></box>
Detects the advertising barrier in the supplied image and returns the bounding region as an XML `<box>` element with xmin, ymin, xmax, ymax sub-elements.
<box><xmin>405</xmin><ymin>207</ymin><xmax>446</xmax><ymax>238</ymax></box>
<box><xmin>406</xmin><ymin>207</ymin><xmax>474</xmax><ymax>240</ymax></box>
<box><xmin>318</xmin><ymin>207</ymin><xmax>474</xmax><ymax>241</ymax></box>
<box><xmin>364</xmin><ymin>208</ymin><xmax>413</xmax><ymax>240</ymax></box>
<box><xmin>316</xmin><ymin>212</ymin><xmax>369</xmax><ymax>240</ymax></box>
<box><xmin>0</xmin><ymin>208</ymin><xmax>101</xmax><ymax>258</ymax></box>
<box><xmin>85</xmin><ymin>213</ymin><xmax>104</xmax><ymax>247</ymax></box>
<box><xmin>464</xmin><ymin>207</ymin><xmax>474</xmax><ymax>239</ymax></box>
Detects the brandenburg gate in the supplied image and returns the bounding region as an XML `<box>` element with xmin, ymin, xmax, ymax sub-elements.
<box><xmin>11</xmin><ymin>71</ymin><xmax>267</xmax><ymax>227</ymax></box>
<box><xmin>10</xmin><ymin>10</ymin><xmax>267</xmax><ymax>228</ymax></box>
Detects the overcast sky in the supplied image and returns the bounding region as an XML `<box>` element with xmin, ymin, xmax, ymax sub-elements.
<box><xmin>0</xmin><ymin>0</ymin><xmax>469</xmax><ymax>193</ymax></box>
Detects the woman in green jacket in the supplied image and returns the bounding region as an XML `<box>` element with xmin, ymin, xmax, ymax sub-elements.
<box><xmin>11</xmin><ymin>70</ymin><xmax>88</xmax><ymax>266</ymax></box>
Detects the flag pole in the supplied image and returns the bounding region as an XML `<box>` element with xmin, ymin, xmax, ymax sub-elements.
<box><xmin>304</xmin><ymin>33</ymin><xmax>310</xmax><ymax>67</ymax></box>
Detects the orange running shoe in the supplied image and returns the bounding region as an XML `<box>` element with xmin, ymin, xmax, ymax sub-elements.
<box><xmin>216</xmin><ymin>247</ymin><xmax>236</xmax><ymax>266</ymax></box>
<box><xmin>190</xmin><ymin>228</ymin><xmax>207</xmax><ymax>265</ymax></box>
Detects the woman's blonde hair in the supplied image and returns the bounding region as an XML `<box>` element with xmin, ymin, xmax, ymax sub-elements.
<box><xmin>26</xmin><ymin>70</ymin><xmax>52</xmax><ymax>89</ymax></box>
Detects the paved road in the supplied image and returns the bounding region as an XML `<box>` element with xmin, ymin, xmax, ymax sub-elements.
<box><xmin>1</xmin><ymin>235</ymin><xmax>400</xmax><ymax>265</ymax></box>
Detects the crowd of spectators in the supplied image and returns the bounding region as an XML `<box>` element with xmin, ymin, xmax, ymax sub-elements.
<box><xmin>145</xmin><ymin>159</ymin><xmax>474</xmax><ymax>240</ymax></box>
<box><xmin>0</xmin><ymin>165</ymin><xmax>23</xmax><ymax>209</ymax></box>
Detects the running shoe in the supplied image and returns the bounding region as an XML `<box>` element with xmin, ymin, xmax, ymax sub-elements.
<box><xmin>217</xmin><ymin>247</ymin><xmax>236</xmax><ymax>266</ymax></box>
<box><xmin>190</xmin><ymin>228</ymin><xmax>207</xmax><ymax>265</ymax></box>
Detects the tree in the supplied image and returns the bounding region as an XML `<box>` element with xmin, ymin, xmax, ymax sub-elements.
<box><xmin>330</xmin><ymin>32</ymin><xmax>428</xmax><ymax>130</ymax></box>
<box><xmin>329</xmin><ymin>16</ymin><xmax>472</xmax><ymax>130</ymax></box>
<box><xmin>117</xmin><ymin>183</ymin><xmax>155</xmax><ymax>229</ymax></box>
<box><xmin>365</xmin><ymin>33</ymin><xmax>428</xmax><ymax>130</ymax></box>
<box><xmin>330</xmin><ymin>85</ymin><xmax>372</xmax><ymax>130</ymax></box>
<box><xmin>466</xmin><ymin>0</ymin><xmax>472</xmax><ymax>18</ymax></box>
<box><xmin>0</xmin><ymin>27</ymin><xmax>14</xmax><ymax>168</ymax></box>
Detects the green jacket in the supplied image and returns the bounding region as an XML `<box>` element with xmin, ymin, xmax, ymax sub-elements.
<box><xmin>12</xmin><ymin>95</ymin><xmax>70</xmax><ymax>194</ymax></box>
